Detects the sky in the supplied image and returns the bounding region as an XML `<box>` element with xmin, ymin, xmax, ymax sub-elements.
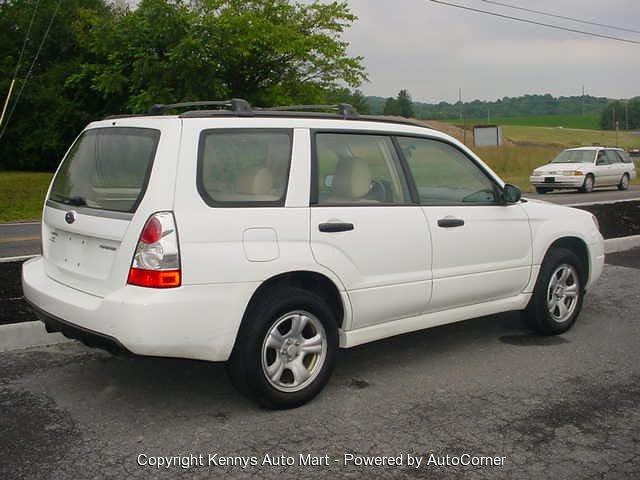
<box><xmin>337</xmin><ymin>0</ymin><xmax>640</xmax><ymax>103</ymax></box>
<box><xmin>125</xmin><ymin>0</ymin><xmax>640</xmax><ymax>103</ymax></box>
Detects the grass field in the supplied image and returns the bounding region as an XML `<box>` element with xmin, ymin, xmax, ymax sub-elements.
<box><xmin>472</xmin><ymin>146</ymin><xmax>561</xmax><ymax>192</ymax></box>
<box><xmin>503</xmin><ymin>125</ymin><xmax>640</xmax><ymax>149</ymax></box>
<box><xmin>443</xmin><ymin>114</ymin><xmax>601</xmax><ymax>130</ymax></box>
<box><xmin>0</xmin><ymin>172</ymin><xmax>53</xmax><ymax>222</ymax></box>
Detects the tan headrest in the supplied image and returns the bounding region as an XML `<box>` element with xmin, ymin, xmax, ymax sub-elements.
<box><xmin>332</xmin><ymin>157</ymin><xmax>372</xmax><ymax>199</ymax></box>
<box><xmin>235</xmin><ymin>166</ymin><xmax>273</xmax><ymax>195</ymax></box>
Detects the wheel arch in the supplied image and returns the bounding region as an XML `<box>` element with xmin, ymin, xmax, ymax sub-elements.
<box><xmin>540</xmin><ymin>236</ymin><xmax>590</xmax><ymax>285</ymax></box>
<box><xmin>238</xmin><ymin>270</ymin><xmax>347</xmax><ymax>336</ymax></box>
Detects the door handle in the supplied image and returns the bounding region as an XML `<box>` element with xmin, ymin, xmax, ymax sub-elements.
<box><xmin>319</xmin><ymin>222</ymin><xmax>354</xmax><ymax>233</ymax></box>
<box><xmin>437</xmin><ymin>217</ymin><xmax>464</xmax><ymax>228</ymax></box>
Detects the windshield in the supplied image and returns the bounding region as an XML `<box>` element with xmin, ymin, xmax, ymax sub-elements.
<box><xmin>49</xmin><ymin>127</ymin><xmax>160</xmax><ymax>213</ymax></box>
<box><xmin>551</xmin><ymin>150</ymin><xmax>595</xmax><ymax>164</ymax></box>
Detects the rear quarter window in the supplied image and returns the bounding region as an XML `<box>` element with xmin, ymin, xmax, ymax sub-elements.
<box><xmin>197</xmin><ymin>129</ymin><xmax>293</xmax><ymax>206</ymax></box>
<box><xmin>49</xmin><ymin>127</ymin><xmax>160</xmax><ymax>213</ymax></box>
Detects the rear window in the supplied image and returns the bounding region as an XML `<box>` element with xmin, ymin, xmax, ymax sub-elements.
<box><xmin>49</xmin><ymin>127</ymin><xmax>160</xmax><ymax>213</ymax></box>
<box><xmin>197</xmin><ymin>129</ymin><xmax>292</xmax><ymax>206</ymax></box>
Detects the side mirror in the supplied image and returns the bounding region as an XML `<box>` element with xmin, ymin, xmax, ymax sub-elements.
<box><xmin>502</xmin><ymin>184</ymin><xmax>522</xmax><ymax>203</ymax></box>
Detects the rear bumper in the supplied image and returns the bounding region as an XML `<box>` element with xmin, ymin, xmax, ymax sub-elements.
<box><xmin>22</xmin><ymin>256</ymin><xmax>259</xmax><ymax>362</ymax></box>
<box><xmin>530</xmin><ymin>175</ymin><xmax>585</xmax><ymax>188</ymax></box>
<box><xmin>28</xmin><ymin>300</ymin><xmax>131</xmax><ymax>355</ymax></box>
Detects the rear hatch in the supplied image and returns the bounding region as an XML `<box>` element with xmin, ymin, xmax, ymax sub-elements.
<box><xmin>43</xmin><ymin>123</ymin><xmax>174</xmax><ymax>297</ymax></box>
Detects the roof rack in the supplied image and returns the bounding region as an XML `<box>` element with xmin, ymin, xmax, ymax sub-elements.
<box><xmin>261</xmin><ymin>103</ymin><xmax>359</xmax><ymax>119</ymax></box>
<box><xmin>103</xmin><ymin>99</ymin><xmax>430</xmax><ymax>129</ymax></box>
<box><xmin>147</xmin><ymin>98</ymin><xmax>252</xmax><ymax>115</ymax></box>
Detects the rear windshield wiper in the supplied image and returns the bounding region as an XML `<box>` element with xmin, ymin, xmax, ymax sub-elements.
<box><xmin>67</xmin><ymin>196</ymin><xmax>87</xmax><ymax>206</ymax></box>
<box><xmin>52</xmin><ymin>195</ymin><xmax>87</xmax><ymax>207</ymax></box>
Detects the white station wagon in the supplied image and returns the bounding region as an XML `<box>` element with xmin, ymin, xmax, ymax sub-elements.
<box><xmin>530</xmin><ymin>146</ymin><xmax>637</xmax><ymax>194</ymax></box>
<box><xmin>23</xmin><ymin>100</ymin><xmax>604</xmax><ymax>408</ymax></box>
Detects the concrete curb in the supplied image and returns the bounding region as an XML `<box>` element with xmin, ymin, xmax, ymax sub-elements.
<box><xmin>0</xmin><ymin>321</ymin><xmax>71</xmax><ymax>353</ymax></box>
<box><xmin>604</xmin><ymin>234</ymin><xmax>640</xmax><ymax>254</ymax></box>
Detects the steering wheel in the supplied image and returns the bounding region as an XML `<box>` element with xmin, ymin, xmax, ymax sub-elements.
<box><xmin>368</xmin><ymin>180</ymin><xmax>389</xmax><ymax>202</ymax></box>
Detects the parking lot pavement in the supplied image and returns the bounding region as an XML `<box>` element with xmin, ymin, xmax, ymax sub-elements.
<box><xmin>1</xmin><ymin>264</ymin><xmax>639</xmax><ymax>480</ymax></box>
<box><xmin>526</xmin><ymin>184</ymin><xmax>640</xmax><ymax>205</ymax></box>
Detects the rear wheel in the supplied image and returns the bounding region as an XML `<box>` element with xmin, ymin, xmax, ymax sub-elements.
<box><xmin>524</xmin><ymin>247</ymin><xmax>585</xmax><ymax>335</ymax></box>
<box><xmin>618</xmin><ymin>173</ymin><xmax>630</xmax><ymax>191</ymax></box>
<box><xmin>228</xmin><ymin>287</ymin><xmax>338</xmax><ymax>409</ymax></box>
<box><xmin>580</xmin><ymin>174</ymin><xmax>594</xmax><ymax>193</ymax></box>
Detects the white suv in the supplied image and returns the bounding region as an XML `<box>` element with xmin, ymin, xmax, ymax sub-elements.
<box><xmin>530</xmin><ymin>146</ymin><xmax>637</xmax><ymax>194</ymax></box>
<box><xmin>22</xmin><ymin>100</ymin><xmax>604</xmax><ymax>409</ymax></box>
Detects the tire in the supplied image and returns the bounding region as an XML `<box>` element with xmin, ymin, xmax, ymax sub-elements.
<box><xmin>228</xmin><ymin>287</ymin><xmax>338</xmax><ymax>409</ymax></box>
<box><xmin>618</xmin><ymin>173</ymin><xmax>630</xmax><ymax>191</ymax></box>
<box><xmin>524</xmin><ymin>247</ymin><xmax>585</xmax><ymax>335</ymax></box>
<box><xmin>535</xmin><ymin>187</ymin><xmax>550</xmax><ymax>194</ymax></box>
<box><xmin>579</xmin><ymin>174</ymin><xmax>594</xmax><ymax>193</ymax></box>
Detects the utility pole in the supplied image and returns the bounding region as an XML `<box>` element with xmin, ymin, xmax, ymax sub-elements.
<box><xmin>0</xmin><ymin>79</ymin><xmax>16</xmax><ymax>131</ymax></box>
<box><xmin>625</xmin><ymin>101</ymin><xmax>629</xmax><ymax>131</ymax></box>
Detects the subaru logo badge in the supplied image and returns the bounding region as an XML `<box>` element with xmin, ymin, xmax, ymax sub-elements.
<box><xmin>65</xmin><ymin>211</ymin><xmax>77</xmax><ymax>224</ymax></box>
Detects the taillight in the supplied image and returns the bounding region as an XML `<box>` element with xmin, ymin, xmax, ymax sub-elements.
<box><xmin>127</xmin><ymin>212</ymin><xmax>181</xmax><ymax>288</ymax></box>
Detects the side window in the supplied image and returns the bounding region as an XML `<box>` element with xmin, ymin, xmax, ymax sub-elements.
<box><xmin>596</xmin><ymin>151</ymin><xmax>609</xmax><ymax>165</ymax></box>
<box><xmin>604</xmin><ymin>150</ymin><xmax>621</xmax><ymax>164</ymax></box>
<box><xmin>618</xmin><ymin>151</ymin><xmax>633</xmax><ymax>163</ymax></box>
<box><xmin>397</xmin><ymin>137</ymin><xmax>499</xmax><ymax>204</ymax></box>
<box><xmin>314</xmin><ymin>133</ymin><xmax>410</xmax><ymax>205</ymax></box>
<box><xmin>197</xmin><ymin>130</ymin><xmax>292</xmax><ymax>205</ymax></box>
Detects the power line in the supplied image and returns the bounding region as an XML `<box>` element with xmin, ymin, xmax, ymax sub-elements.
<box><xmin>428</xmin><ymin>0</ymin><xmax>640</xmax><ymax>45</ymax></box>
<box><xmin>0</xmin><ymin>0</ymin><xmax>62</xmax><ymax>141</ymax></box>
<box><xmin>480</xmin><ymin>0</ymin><xmax>640</xmax><ymax>35</ymax></box>
<box><xmin>11</xmin><ymin>0</ymin><xmax>42</xmax><ymax>81</ymax></box>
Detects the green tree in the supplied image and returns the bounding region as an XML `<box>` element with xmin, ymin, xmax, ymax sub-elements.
<box><xmin>0</xmin><ymin>0</ymin><xmax>367</xmax><ymax>171</ymax></box>
<box><xmin>601</xmin><ymin>99</ymin><xmax>640</xmax><ymax>130</ymax></box>
<box><xmin>397</xmin><ymin>89</ymin><xmax>413</xmax><ymax>118</ymax></box>
<box><xmin>383</xmin><ymin>97</ymin><xmax>399</xmax><ymax>116</ymax></box>
<box><xmin>326</xmin><ymin>88</ymin><xmax>369</xmax><ymax>114</ymax></box>
<box><xmin>0</xmin><ymin>0</ymin><xmax>109</xmax><ymax>170</ymax></box>
<box><xmin>72</xmin><ymin>0</ymin><xmax>367</xmax><ymax>112</ymax></box>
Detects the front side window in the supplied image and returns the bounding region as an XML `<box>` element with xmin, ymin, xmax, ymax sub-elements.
<box><xmin>397</xmin><ymin>137</ymin><xmax>499</xmax><ymax>204</ymax></box>
<box><xmin>596</xmin><ymin>150</ymin><xmax>610</xmax><ymax>165</ymax></box>
<box><xmin>198</xmin><ymin>130</ymin><xmax>292</xmax><ymax>205</ymax></box>
<box><xmin>314</xmin><ymin>133</ymin><xmax>410</xmax><ymax>205</ymax></box>
<box><xmin>49</xmin><ymin>127</ymin><xmax>160</xmax><ymax>213</ymax></box>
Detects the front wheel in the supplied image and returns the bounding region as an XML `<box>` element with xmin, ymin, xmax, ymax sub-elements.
<box><xmin>618</xmin><ymin>173</ymin><xmax>630</xmax><ymax>191</ymax></box>
<box><xmin>580</xmin><ymin>174</ymin><xmax>594</xmax><ymax>193</ymax></box>
<box><xmin>535</xmin><ymin>187</ymin><xmax>551</xmax><ymax>194</ymax></box>
<box><xmin>228</xmin><ymin>288</ymin><xmax>338</xmax><ymax>409</ymax></box>
<box><xmin>524</xmin><ymin>247</ymin><xmax>585</xmax><ymax>335</ymax></box>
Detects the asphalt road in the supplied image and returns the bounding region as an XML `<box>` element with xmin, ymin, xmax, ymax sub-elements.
<box><xmin>1</xmin><ymin>260</ymin><xmax>639</xmax><ymax>479</ymax></box>
<box><xmin>1</xmin><ymin>185</ymin><xmax>640</xmax><ymax>258</ymax></box>
<box><xmin>0</xmin><ymin>222</ymin><xmax>40</xmax><ymax>259</ymax></box>
<box><xmin>525</xmin><ymin>184</ymin><xmax>640</xmax><ymax>205</ymax></box>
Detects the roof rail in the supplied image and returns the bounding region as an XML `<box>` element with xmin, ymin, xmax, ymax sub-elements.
<box><xmin>263</xmin><ymin>103</ymin><xmax>359</xmax><ymax>119</ymax></box>
<box><xmin>147</xmin><ymin>98</ymin><xmax>252</xmax><ymax>115</ymax></box>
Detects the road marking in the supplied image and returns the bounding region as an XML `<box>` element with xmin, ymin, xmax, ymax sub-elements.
<box><xmin>0</xmin><ymin>254</ymin><xmax>38</xmax><ymax>263</ymax></box>
<box><xmin>0</xmin><ymin>221</ymin><xmax>41</xmax><ymax>226</ymax></box>
<box><xmin>0</xmin><ymin>235</ymin><xmax>40</xmax><ymax>244</ymax></box>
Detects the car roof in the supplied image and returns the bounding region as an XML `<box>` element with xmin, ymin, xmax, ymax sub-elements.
<box><xmin>566</xmin><ymin>146</ymin><xmax>623</xmax><ymax>151</ymax></box>
<box><xmin>88</xmin><ymin>113</ymin><xmax>454</xmax><ymax>141</ymax></box>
